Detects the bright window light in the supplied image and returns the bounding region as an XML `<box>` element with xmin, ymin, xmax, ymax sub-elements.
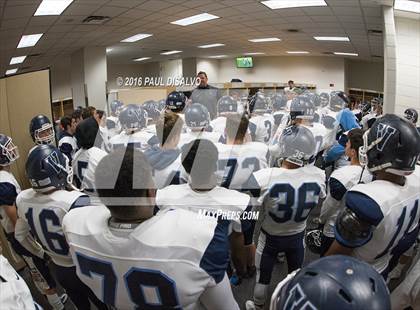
<box><xmin>34</xmin><ymin>0</ymin><xmax>73</xmax><ymax>16</ymax></box>
<box><xmin>170</xmin><ymin>13</ymin><xmax>220</xmax><ymax>26</ymax></box>
<box><xmin>249</xmin><ymin>37</ymin><xmax>281</xmax><ymax>43</ymax></box>
<box><xmin>261</xmin><ymin>0</ymin><xmax>327</xmax><ymax>10</ymax></box>
<box><xmin>208</xmin><ymin>55</ymin><xmax>228</xmax><ymax>58</ymax></box>
<box><xmin>6</xmin><ymin>69</ymin><xmax>18</xmax><ymax>75</ymax></box>
<box><xmin>394</xmin><ymin>0</ymin><xmax>420</xmax><ymax>13</ymax></box>
<box><xmin>133</xmin><ymin>57</ymin><xmax>151</xmax><ymax>62</ymax></box>
<box><xmin>198</xmin><ymin>43</ymin><xmax>225</xmax><ymax>48</ymax></box>
<box><xmin>314</xmin><ymin>36</ymin><xmax>350</xmax><ymax>41</ymax></box>
<box><xmin>244</xmin><ymin>52</ymin><xmax>265</xmax><ymax>55</ymax></box>
<box><xmin>10</xmin><ymin>56</ymin><xmax>27</xmax><ymax>65</ymax></box>
<box><xmin>17</xmin><ymin>34</ymin><xmax>43</xmax><ymax>48</ymax></box>
<box><xmin>287</xmin><ymin>51</ymin><xmax>309</xmax><ymax>54</ymax></box>
<box><xmin>160</xmin><ymin>50</ymin><xmax>182</xmax><ymax>55</ymax></box>
<box><xmin>121</xmin><ymin>34</ymin><xmax>152</xmax><ymax>43</ymax></box>
<box><xmin>334</xmin><ymin>52</ymin><xmax>358</xmax><ymax>56</ymax></box>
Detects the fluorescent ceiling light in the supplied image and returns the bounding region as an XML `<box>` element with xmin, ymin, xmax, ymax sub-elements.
<box><xmin>244</xmin><ymin>52</ymin><xmax>265</xmax><ymax>55</ymax></box>
<box><xmin>261</xmin><ymin>0</ymin><xmax>327</xmax><ymax>10</ymax></box>
<box><xmin>106</xmin><ymin>48</ymin><xmax>113</xmax><ymax>53</ymax></box>
<box><xmin>133</xmin><ymin>57</ymin><xmax>151</xmax><ymax>62</ymax></box>
<box><xmin>170</xmin><ymin>13</ymin><xmax>220</xmax><ymax>26</ymax></box>
<box><xmin>249</xmin><ymin>37</ymin><xmax>281</xmax><ymax>43</ymax></box>
<box><xmin>121</xmin><ymin>34</ymin><xmax>152</xmax><ymax>43</ymax></box>
<box><xmin>394</xmin><ymin>0</ymin><xmax>420</xmax><ymax>13</ymax></box>
<box><xmin>10</xmin><ymin>56</ymin><xmax>27</xmax><ymax>65</ymax></box>
<box><xmin>198</xmin><ymin>43</ymin><xmax>225</xmax><ymax>48</ymax></box>
<box><xmin>334</xmin><ymin>52</ymin><xmax>358</xmax><ymax>56</ymax></box>
<box><xmin>160</xmin><ymin>50</ymin><xmax>182</xmax><ymax>55</ymax></box>
<box><xmin>208</xmin><ymin>55</ymin><xmax>228</xmax><ymax>58</ymax></box>
<box><xmin>314</xmin><ymin>36</ymin><xmax>350</xmax><ymax>41</ymax></box>
<box><xmin>17</xmin><ymin>33</ymin><xmax>43</xmax><ymax>48</ymax></box>
<box><xmin>6</xmin><ymin>69</ymin><xmax>18</xmax><ymax>75</ymax></box>
<box><xmin>34</xmin><ymin>0</ymin><xmax>73</xmax><ymax>16</ymax></box>
<box><xmin>287</xmin><ymin>51</ymin><xmax>309</xmax><ymax>54</ymax></box>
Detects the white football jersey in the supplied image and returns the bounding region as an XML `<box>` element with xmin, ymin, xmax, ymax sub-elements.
<box><xmin>156</xmin><ymin>183</ymin><xmax>250</xmax><ymax>233</ymax></box>
<box><xmin>0</xmin><ymin>170</ymin><xmax>21</xmax><ymax>233</ymax></box>
<box><xmin>249</xmin><ymin>114</ymin><xmax>275</xmax><ymax>143</ymax></box>
<box><xmin>320</xmin><ymin>165</ymin><xmax>372</xmax><ymax>238</ymax></box>
<box><xmin>109</xmin><ymin>130</ymin><xmax>158</xmax><ymax>151</ymax></box>
<box><xmin>254</xmin><ymin>166</ymin><xmax>326</xmax><ymax>236</ymax></box>
<box><xmin>0</xmin><ymin>255</ymin><xmax>38</xmax><ymax>310</ymax></box>
<box><xmin>215</xmin><ymin>142</ymin><xmax>268</xmax><ymax>191</ymax></box>
<box><xmin>16</xmin><ymin>189</ymin><xmax>87</xmax><ymax>267</ymax></box>
<box><xmin>178</xmin><ymin>130</ymin><xmax>222</xmax><ymax>149</ymax></box>
<box><xmin>106</xmin><ymin>116</ymin><xmax>121</xmax><ymax>139</ymax></box>
<box><xmin>341</xmin><ymin>174</ymin><xmax>420</xmax><ymax>273</ymax></box>
<box><xmin>144</xmin><ymin>124</ymin><xmax>157</xmax><ymax>135</ymax></box>
<box><xmin>210</xmin><ymin>116</ymin><xmax>227</xmax><ymax>136</ymax></box>
<box><xmin>73</xmin><ymin>147</ymin><xmax>107</xmax><ymax>194</ymax></box>
<box><xmin>302</xmin><ymin>123</ymin><xmax>335</xmax><ymax>153</ymax></box>
<box><xmin>62</xmin><ymin>205</ymin><xmax>236</xmax><ymax>310</ymax></box>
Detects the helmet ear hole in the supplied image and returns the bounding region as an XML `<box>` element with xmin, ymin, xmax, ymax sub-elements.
<box><xmin>369</xmin><ymin>278</ymin><xmax>376</xmax><ymax>292</ymax></box>
<box><xmin>304</xmin><ymin>271</ymin><xmax>318</xmax><ymax>277</ymax></box>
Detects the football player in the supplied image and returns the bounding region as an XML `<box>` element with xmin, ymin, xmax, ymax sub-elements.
<box><xmin>404</xmin><ymin>107</ymin><xmax>419</xmax><ymax>129</ymax></box>
<box><xmin>73</xmin><ymin>117</ymin><xmax>108</xmax><ymax>196</ymax></box>
<box><xmin>14</xmin><ymin>145</ymin><xmax>106</xmax><ymax>309</ymax></box>
<box><xmin>144</xmin><ymin>111</ymin><xmax>186</xmax><ymax>188</ymax></box>
<box><xmin>361</xmin><ymin>97</ymin><xmax>383</xmax><ymax>130</ymax></box>
<box><xmin>319</xmin><ymin>128</ymin><xmax>372</xmax><ymax>256</ymax></box>
<box><xmin>0</xmin><ymin>134</ymin><xmax>66</xmax><ymax>310</ymax></box>
<box><xmin>109</xmin><ymin>104</ymin><xmax>159</xmax><ymax>151</ymax></box>
<box><xmin>58</xmin><ymin>116</ymin><xmax>77</xmax><ymax>163</ymax></box>
<box><xmin>211</xmin><ymin>95</ymin><xmax>240</xmax><ymax>137</ymax></box>
<box><xmin>271</xmin><ymin>93</ymin><xmax>289</xmax><ymax>134</ymax></box>
<box><xmin>143</xmin><ymin>100</ymin><xmax>161</xmax><ymax>135</ymax></box>
<box><xmin>269</xmin><ymin>255</ymin><xmax>390</xmax><ymax>310</ymax></box>
<box><xmin>248</xmin><ymin>92</ymin><xmax>275</xmax><ymax>143</ymax></box>
<box><xmin>326</xmin><ymin>114</ymin><xmax>420</xmax><ymax>279</ymax></box>
<box><xmin>29</xmin><ymin>115</ymin><xmax>55</xmax><ymax>145</ymax></box>
<box><xmin>106</xmin><ymin>100</ymin><xmax>123</xmax><ymax>139</ymax></box>
<box><xmin>157</xmin><ymin>139</ymin><xmax>252</xmax><ymax>282</ymax></box>
<box><xmin>62</xmin><ymin>147</ymin><xmax>240</xmax><ymax>310</ymax></box>
<box><xmin>179</xmin><ymin>103</ymin><xmax>222</xmax><ymax>148</ymax></box>
<box><xmin>246</xmin><ymin>126</ymin><xmax>326</xmax><ymax>310</ymax></box>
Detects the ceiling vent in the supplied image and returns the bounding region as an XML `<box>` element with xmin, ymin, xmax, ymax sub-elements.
<box><xmin>28</xmin><ymin>53</ymin><xmax>41</xmax><ymax>57</ymax></box>
<box><xmin>322</xmin><ymin>52</ymin><xmax>334</xmax><ymax>55</ymax></box>
<box><xmin>372</xmin><ymin>55</ymin><xmax>383</xmax><ymax>58</ymax></box>
<box><xmin>368</xmin><ymin>29</ymin><xmax>383</xmax><ymax>35</ymax></box>
<box><xmin>82</xmin><ymin>16</ymin><xmax>110</xmax><ymax>25</ymax></box>
<box><xmin>286</xmin><ymin>29</ymin><xmax>300</xmax><ymax>33</ymax></box>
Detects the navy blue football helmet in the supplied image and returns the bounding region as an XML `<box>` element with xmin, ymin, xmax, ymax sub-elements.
<box><xmin>166</xmin><ymin>91</ymin><xmax>186</xmax><ymax>113</ymax></box>
<box><xmin>272</xmin><ymin>94</ymin><xmax>288</xmax><ymax>111</ymax></box>
<box><xmin>277</xmin><ymin>125</ymin><xmax>315</xmax><ymax>166</ymax></box>
<box><xmin>404</xmin><ymin>108</ymin><xmax>418</xmax><ymax>124</ymax></box>
<box><xmin>0</xmin><ymin>134</ymin><xmax>19</xmax><ymax>166</ymax></box>
<box><xmin>29</xmin><ymin>115</ymin><xmax>55</xmax><ymax>145</ymax></box>
<box><xmin>249</xmin><ymin>92</ymin><xmax>267</xmax><ymax>114</ymax></box>
<box><xmin>217</xmin><ymin>96</ymin><xmax>238</xmax><ymax>114</ymax></box>
<box><xmin>290</xmin><ymin>95</ymin><xmax>315</xmax><ymax>120</ymax></box>
<box><xmin>143</xmin><ymin>100</ymin><xmax>161</xmax><ymax>121</ymax></box>
<box><xmin>26</xmin><ymin>144</ymin><xmax>72</xmax><ymax>192</ymax></box>
<box><xmin>270</xmin><ymin>255</ymin><xmax>390</xmax><ymax>310</ymax></box>
<box><xmin>109</xmin><ymin>100</ymin><xmax>124</xmax><ymax>115</ymax></box>
<box><xmin>330</xmin><ymin>91</ymin><xmax>349</xmax><ymax>112</ymax></box>
<box><xmin>359</xmin><ymin>114</ymin><xmax>420</xmax><ymax>176</ymax></box>
<box><xmin>185</xmin><ymin>103</ymin><xmax>210</xmax><ymax>129</ymax></box>
<box><xmin>119</xmin><ymin>104</ymin><xmax>147</xmax><ymax>132</ymax></box>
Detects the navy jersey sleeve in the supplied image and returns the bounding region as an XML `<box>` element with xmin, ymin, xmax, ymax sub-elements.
<box><xmin>0</xmin><ymin>182</ymin><xmax>18</xmax><ymax>206</ymax></box>
<box><xmin>200</xmin><ymin>222</ymin><xmax>230</xmax><ymax>283</ymax></box>
<box><xmin>59</xmin><ymin>142</ymin><xmax>74</xmax><ymax>161</ymax></box>
<box><xmin>69</xmin><ymin>195</ymin><xmax>91</xmax><ymax>211</ymax></box>
<box><xmin>329</xmin><ymin>177</ymin><xmax>347</xmax><ymax>201</ymax></box>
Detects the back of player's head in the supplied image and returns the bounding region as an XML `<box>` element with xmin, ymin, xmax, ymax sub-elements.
<box><xmin>143</xmin><ymin>100</ymin><xmax>161</xmax><ymax>122</ymax></box>
<box><xmin>82</xmin><ymin>106</ymin><xmax>96</xmax><ymax>119</ymax></box>
<box><xmin>404</xmin><ymin>108</ymin><xmax>418</xmax><ymax>124</ymax></box>
<box><xmin>217</xmin><ymin>95</ymin><xmax>238</xmax><ymax>115</ymax></box>
<box><xmin>109</xmin><ymin>100</ymin><xmax>123</xmax><ymax>115</ymax></box>
<box><xmin>225</xmin><ymin>113</ymin><xmax>249</xmax><ymax>142</ymax></box>
<box><xmin>119</xmin><ymin>104</ymin><xmax>147</xmax><ymax>132</ymax></box>
<box><xmin>272</xmin><ymin>94</ymin><xmax>288</xmax><ymax>111</ymax></box>
<box><xmin>270</xmin><ymin>255</ymin><xmax>390</xmax><ymax>310</ymax></box>
<box><xmin>185</xmin><ymin>103</ymin><xmax>210</xmax><ymax>129</ymax></box>
<box><xmin>277</xmin><ymin>125</ymin><xmax>315</xmax><ymax>167</ymax></box>
<box><xmin>319</xmin><ymin>92</ymin><xmax>330</xmax><ymax>107</ymax></box>
<box><xmin>155</xmin><ymin>111</ymin><xmax>184</xmax><ymax>146</ymax></box>
<box><xmin>0</xmin><ymin>134</ymin><xmax>19</xmax><ymax>166</ymax></box>
<box><xmin>60</xmin><ymin>116</ymin><xmax>72</xmax><ymax>131</ymax></box>
<box><xmin>75</xmin><ymin>117</ymin><xmax>99</xmax><ymax>149</ymax></box>
<box><xmin>95</xmin><ymin>146</ymin><xmax>155</xmax><ymax>219</ymax></box>
<box><xmin>330</xmin><ymin>91</ymin><xmax>349</xmax><ymax>112</ymax></box>
<box><xmin>347</xmin><ymin>128</ymin><xmax>364</xmax><ymax>155</ymax></box>
<box><xmin>181</xmin><ymin>139</ymin><xmax>218</xmax><ymax>186</ymax></box>
<box><xmin>290</xmin><ymin>95</ymin><xmax>315</xmax><ymax>121</ymax></box>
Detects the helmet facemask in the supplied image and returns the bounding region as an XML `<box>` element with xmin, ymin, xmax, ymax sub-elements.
<box><xmin>0</xmin><ymin>137</ymin><xmax>19</xmax><ymax>166</ymax></box>
<box><xmin>34</xmin><ymin>123</ymin><xmax>55</xmax><ymax>145</ymax></box>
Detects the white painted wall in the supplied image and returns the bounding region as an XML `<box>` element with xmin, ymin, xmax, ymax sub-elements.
<box><xmin>159</xmin><ymin>59</ymin><xmax>182</xmax><ymax>81</ymax></box>
<box><xmin>84</xmin><ymin>47</ymin><xmax>107</xmax><ymax>110</ymax></box>
<box><xmin>345</xmin><ymin>60</ymin><xmax>384</xmax><ymax>92</ymax></box>
<box><xmin>395</xmin><ymin>16</ymin><xmax>420</xmax><ymax>116</ymax></box>
<box><xmin>107</xmin><ymin>62</ymin><xmax>160</xmax><ymax>90</ymax></box>
<box><xmin>50</xmin><ymin>57</ymin><xmax>72</xmax><ymax>101</ymax></box>
<box><xmin>70</xmin><ymin>49</ymin><xmax>85</xmax><ymax>108</ymax></box>
<box><xmin>196</xmin><ymin>59</ymin><xmax>220</xmax><ymax>84</ymax></box>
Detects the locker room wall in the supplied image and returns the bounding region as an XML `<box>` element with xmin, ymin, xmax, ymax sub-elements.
<box><xmin>116</xmin><ymin>87</ymin><xmax>175</xmax><ymax>104</ymax></box>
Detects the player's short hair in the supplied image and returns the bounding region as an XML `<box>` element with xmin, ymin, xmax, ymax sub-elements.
<box><xmin>82</xmin><ymin>106</ymin><xmax>96</xmax><ymax>119</ymax></box>
<box><xmin>181</xmin><ymin>139</ymin><xmax>218</xmax><ymax>184</ymax></box>
<box><xmin>60</xmin><ymin>116</ymin><xmax>72</xmax><ymax>131</ymax></box>
<box><xmin>96</xmin><ymin>146</ymin><xmax>155</xmax><ymax>217</ymax></box>
<box><xmin>347</xmin><ymin>128</ymin><xmax>364</xmax><ymax>156</ymax></box>
<box><xmin>75</xmin><ymin>117</ymin><xmax>99</xmax><ymax>149</ymax></box>
<box><xmin>72</xmin><ymin>109</ymin><xmax>82</xmax><ymax>121</ymax></box>
<box><xmin>288</xmin><ymin>80</ymin><xmax>294</xmax><ymax>84</ymax></box>
<box><xmin>96</xmin><ymin>109</ymin><xmax>105</xmax><ymax>120</ymax></box>
<box><xmin>156</xmin><ymin>111</ymin><xmax>183</xmax><ymax>146</ymax></box>
<box><xmin>197</xmin><ymin>71</ymin><xmax>207</xmax><ymax>78</ymax></box>
<box><xmin>226</xmin><ymin>113</ymin><xmax>249</xmax><ymax>142</ymax></box>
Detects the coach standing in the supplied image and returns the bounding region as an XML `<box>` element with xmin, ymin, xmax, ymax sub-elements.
<box><xmin>191</xmin><ymin>71</ymin><xmax>221</xmax><ymax>119</ymax></box>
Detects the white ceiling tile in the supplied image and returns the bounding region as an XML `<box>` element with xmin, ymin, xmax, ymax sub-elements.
<box><xmin>93</xmin><ymin>6</ymin><xmax>130</xmax><ymax>17</ymax></box>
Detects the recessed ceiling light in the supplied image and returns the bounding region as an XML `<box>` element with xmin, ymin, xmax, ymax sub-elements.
<box><xmin>121</xmin><ymin>34</ymin><xmax>152</xmax><ymax>43</ymax></box>
<box><xmin>394</xmin><ymin>0</ymin><xmax>420</xmax><ymax>13</ymax></box>
<box><xmin>10</xmin><ymin>56</ymin><xmax>27</xmax><ymax>65</ymax></box>
<box><xmin>287</xmin><ymin>51</ymin><xmax>309</xmax><ymax>54</ymax></box>
<box><xmin>170</xmin><ymin>13</ymin><xmax>220</xmax><ymax>26</ymax></box>
<box><xmin>314</xmin><ymin>36</ymin><xmax>350</xmax><ymax>41</ymax></box>
<box><xmin>209</xmin><ymin>55</ymin><xmax>228</xmax><ymax>58</ymax></box>
<box><xmin>249</xmin><ymin>37</ymin><xmax>281</xmax><ymax>43</ymax></box>
<box><xmin>133</xmin><ymin>57</ymin><xmax>151</xmax><ymax>62</ymax></box>
<box><xmin>6</xmin><ymin>68</ymin><xmax>18</xmax><ymax>75</ymax></box>
<box><xmin>334</xmin><ymin>52</ymin><xmax>358</xmax><ymax>56</ymax></box>
<box><xmin>198</xmin><ymin>43</ymin><xmax>225</xmax><ymax>49</ymax></box>
<box><xmin>244</xmin><ymin>52</ymin><xmax>265</xmax><ymax>55</ymax></box>
<box><xmin>106</xmin><ymin>48</ymin><xmax>113</xmax><ymax>53</ymax></box>
<box><xmin>17</xmin><ymin>34</ymin><xmax>43</xmax><ymax>48</ymax></box>
<box><xmin>34</xmin><ymin>0</ymin><xmax>73</xmax><ymax>16</ymax></box>
<box><xmin>160</xmin><ymin>50</ymin><xmax>182</xmax><ymax>55</ymax></box>
<box><xmin>261</xmin><ymin>0</ymin><xmax>327</xmax><ymax>10</ymax></box>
